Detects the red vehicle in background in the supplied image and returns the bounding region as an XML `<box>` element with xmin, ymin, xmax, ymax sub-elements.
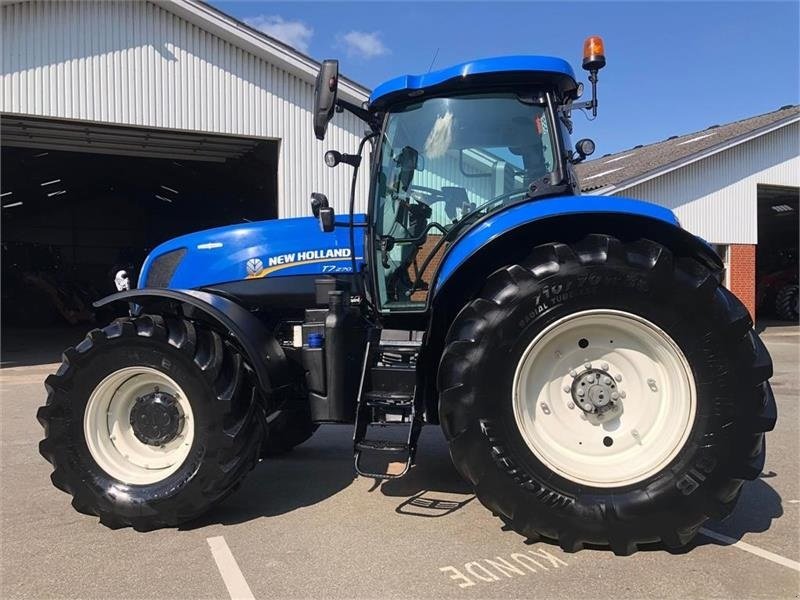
<box><xmin>757</xmin><ymin>248</ymin><xmax>799</xmax><ymax>321</ymax></box>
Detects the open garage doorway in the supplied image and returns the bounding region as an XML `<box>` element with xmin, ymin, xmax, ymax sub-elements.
<box><xmin>1</xmin><ymin>115</ymin><xmax>279</xmax><ymax>365</ymax></box>
<box><xmin>756</xmin><ymin>184</ymin><xmax>799</xmax><ymax>322</ymax></box>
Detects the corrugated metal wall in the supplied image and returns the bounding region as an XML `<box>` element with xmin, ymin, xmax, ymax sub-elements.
<box><xmin>612</xmin><ymin>123</ymin><xmax>799</xmax><ymax>244</ymax></box>
<box><xmin>0</xmin><ymin>0</ymin><xmax>370</xmax><ymax>216</ymax></box>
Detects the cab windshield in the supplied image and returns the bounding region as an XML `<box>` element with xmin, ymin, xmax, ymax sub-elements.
<box><xmin>372</xmin><ymin>93</ymin><xmax>556</xmax><ymax>310</ymax></box>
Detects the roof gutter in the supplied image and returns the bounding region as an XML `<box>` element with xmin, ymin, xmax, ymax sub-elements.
<box><xmin>590</xmin><ymin>113</ymin><xmax>800</xmax><ymax>196</ymax></box>
<box><xmin>158</xmin><ymin>0</ymin><xmax>371</xmax><ymax>105</ymax></box>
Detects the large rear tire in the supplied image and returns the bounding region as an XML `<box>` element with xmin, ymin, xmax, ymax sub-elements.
<box><xmin>38</xmin><ymin>315</ymin><xmax>265</xmax><ymax>530</ymax></box>
<box><xmin>438</xmin><ymin>235</ymin><xmax>776</xmax><ymax>554</ymax></box>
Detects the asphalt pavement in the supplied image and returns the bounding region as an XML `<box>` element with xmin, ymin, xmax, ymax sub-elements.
<box><xmin>1</xmin><ymin>324</ymin><xmax>798</xmax><ymax>599</ymax></box>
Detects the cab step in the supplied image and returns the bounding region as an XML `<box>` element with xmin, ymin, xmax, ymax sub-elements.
<box><xmin>353</xmin><ymin>335</ymin><xmax>423</xmax><ymax>480</ymax></box>
<box><xmin>355</xmin><ymin>440</ymin><xmax>410</xmax><ymax>453</ymax></box>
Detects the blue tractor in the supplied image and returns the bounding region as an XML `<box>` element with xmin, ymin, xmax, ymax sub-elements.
<box><xmin>38</xmin><ymin>38</ymin><xmax>776</xmax><ymax>554</ymax></box>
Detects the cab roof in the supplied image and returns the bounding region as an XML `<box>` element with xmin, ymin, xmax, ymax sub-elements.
<box><xmin>369</xmin><ymin>55</ymin><xmax>578</xmax><ymax>109</ymax></box>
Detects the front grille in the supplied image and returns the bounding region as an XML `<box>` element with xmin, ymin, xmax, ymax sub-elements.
<box><xmin>145</xmin><ymin>248</ymin><xmax>187</xmax><ymax>287</ymax></box>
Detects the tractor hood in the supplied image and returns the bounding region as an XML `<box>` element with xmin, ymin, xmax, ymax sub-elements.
<box><xmin>138</xmin><ymin>215</ymin><xmax>367</xmax><ymax>289</ymax></box>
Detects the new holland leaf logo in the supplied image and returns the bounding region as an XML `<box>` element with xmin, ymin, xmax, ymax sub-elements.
<box><xmin>246</xmin><ymin>258</ymin><xmax>264</xmax><ymax>276</ymax></box>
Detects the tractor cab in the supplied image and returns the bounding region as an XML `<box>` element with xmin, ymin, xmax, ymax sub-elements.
<box><xmin>311</xmin><ymin>43</ymin><xmax>606</xmax><ymax>315</ymax></box>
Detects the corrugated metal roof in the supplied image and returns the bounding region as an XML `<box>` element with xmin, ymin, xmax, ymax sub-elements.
<box><xmin>574</xmin><ymin>105</ymin><xmax>800</xmax><ymax>192</ymax></box>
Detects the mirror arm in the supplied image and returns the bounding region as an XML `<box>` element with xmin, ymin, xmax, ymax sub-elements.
<box><xmin>561</xmin><ymin>69</ymin><xmax>599</xmax><ymax>117</ymax></box>
<box><xmin>336</xmin><ymin>98</ymin><xmax>380</xmax><ymax>130</ymax></box>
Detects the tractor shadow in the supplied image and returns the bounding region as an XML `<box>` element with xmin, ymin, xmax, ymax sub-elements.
<box><xmin>182</xmin><ymin>425</ymin><xmax>476</xmax><ymax>529</ymax></box>
<box><xmin>182</xmin><ymin>424</ymin><xmax>358</xmax><ymax>529</ymax></box>
<box><xmin>625</xmin><ymin>471</ymin><xmax>784</xmax><ymax>555</ymax></box>
<box><xmin>377</xmin><ymin>427</ymin><xmax>477</xmax><ymax>518</ymax></box>
<box><xmin>183</xmin><ymin>425</ymin><xmax>783</xmax><ymax>550</ymax></box>
<box><xmin>686</xmin><ymin>471</ymin><xmax>784</xmax><ymax>551</ymax></box>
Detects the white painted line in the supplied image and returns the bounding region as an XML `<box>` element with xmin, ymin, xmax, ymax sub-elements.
<box><xmin>207</xmin><ymin>536</ymin><xmax>256</xmax><ymax>600</ymax></box>
<box><xmin>699</xmin><ymin>528</ymin><xmax>800</xmax><ymax>572</ymax></box>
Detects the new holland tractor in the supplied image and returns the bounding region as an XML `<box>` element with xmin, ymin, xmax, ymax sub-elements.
<box><xmin>38</xmin><ymin>37</ymin><xmax>776</xmax><ymax>554</ymax></box>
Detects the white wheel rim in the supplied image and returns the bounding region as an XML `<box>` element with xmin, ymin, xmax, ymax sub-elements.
<box><xmin>84</xmin><ymin>367</ymin><xmax>195</xmax><ymax>485</ymax></box>
<box><xmin>512</xmin><ymin>309</ymin><xmax>696</xmax><ymax>488</ymax></box>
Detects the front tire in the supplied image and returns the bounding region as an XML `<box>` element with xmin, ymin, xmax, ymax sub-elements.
<box><xmin>438</xmin><ymin>235</ymin><xmax>776</xmax><ymax>554</ymax></box>
<box><xmin>38</xmin><ymin>315</ymin><xmax>264</xmax><ymax>530</ymax></box>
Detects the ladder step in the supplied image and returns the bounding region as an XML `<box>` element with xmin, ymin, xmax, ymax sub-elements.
<box><xmin>378</xmin><ymin>339</ymin><xmax>422</xmax><ymax>349</ymax></box>
<box><xmin>355</xmin><ymin>440</ymin><xmax>410</xmax><ymax>453</ymax></box>
<box><xmin>364</xmin><ymin>390</ymin><xmax>414</xmax><ymax>406</ymax></box>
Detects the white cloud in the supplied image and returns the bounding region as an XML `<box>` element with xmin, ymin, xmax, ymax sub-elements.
<box><xmin>245</xmin><ymin>15</ymin><xmax>313</xmax><ymax>54</ymax></box>
<box><xmin>339</xmin><ymin>31</ymin><xmax>389</xmax><ymax>59</ymax></box>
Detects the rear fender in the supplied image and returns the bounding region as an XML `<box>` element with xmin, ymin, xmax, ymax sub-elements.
<box><xmin>432</xmin><ymin>195</ymin><xmax>720</xmax><ymax>295</ymax></box>
<box><xmin>94</xmin><ymin>289</ymin><xmax>290</xmax><ymax>396</ymax></box>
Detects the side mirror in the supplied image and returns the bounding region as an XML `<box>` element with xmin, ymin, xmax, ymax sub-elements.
<box><xmin>318</xmin><ymin>206</ymin><xmax>335</xmax><ymax>232</ymax></box>
<box><xmin>310</xmin><ymin>192</ymin><xmax>329</xmax><ymax>218</ymax></box>
<box><xmin>575</xmin><ymin>138</ymin><xmax>596</xmax><ymax>162</ymax></box>
<box><xmin>313</xmin><ymin>60</ymin><xmax>339</xmax><ymax>141</ymax></box>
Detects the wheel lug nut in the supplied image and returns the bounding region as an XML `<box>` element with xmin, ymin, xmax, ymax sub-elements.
<box><xmin>563</xmin><ymin>385</ymin><xmax>571</xmax><ymax>393</ymax></box>
<box><xmin>584</xmin><ymin>363</ymin><xmax>592</xmax><ymax>370</ymax></box>
<box><xmin>615</xmin><ymin>374</ymin><xmax>622</xmax><ymax>382</ymax></box>
<box><xmin>567</xmin><ymin>402</ymin><xmax>575</xmax><ymax>409</ymax></box>
<box><xmin>570</xmin><ymin>370</ymin><xmax>578</xmax><ymax>378</ymax></box>
<box><xmin>620</xmin><ymin>391</ymin><xmax>626</xmax><ymax>398</ymax></box>
<box><xmin>604</xmin><ymin>377</ymin><xmax>612</xmax><ymax>385</ymax></box>
<box><xmin>601</xmin><ymin>363</ymin><xmax>609</xmax><ymax>371</ymax></box>
<box><xmin>577</xmin><ymin>388</ymin><xmax>585</xmax><ymax>397</ymax></box>
<box><xmin>611</xmin><ymin>391</ymin><xmax>619</xmax><ymax>400</ymax></box>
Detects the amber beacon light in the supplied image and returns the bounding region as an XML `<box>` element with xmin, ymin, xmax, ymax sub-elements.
<box><xmin>582</xmin><ymin>36</ymin><xmax>606</xmax><ymax>71</ymax></box>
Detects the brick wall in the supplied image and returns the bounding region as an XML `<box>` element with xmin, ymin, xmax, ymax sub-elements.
<box><xmin>728</xmin><ymin>244</ymin><xmax>757</xmax><ymax>320</ymax></box>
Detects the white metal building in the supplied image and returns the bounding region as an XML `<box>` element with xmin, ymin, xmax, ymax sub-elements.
<box><xmin>1</xmin><ymin>0</ymin><xmax>371</xmax><ymax>217</ymax></box>
<box><xmin>576</xmin><ymin>106</ymin><xmax>800</xmax><ymax>318</ymax></box>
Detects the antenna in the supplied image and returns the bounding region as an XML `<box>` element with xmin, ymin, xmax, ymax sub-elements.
<box><xmin>427</xmin><ymin>47</ymin><xmax>440</xmax><ymax>73</ymax></box>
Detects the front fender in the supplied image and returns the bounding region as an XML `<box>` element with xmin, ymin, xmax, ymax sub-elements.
<box><xmin>94</xmin><ymin>288</ymin><xmax>289</xmax><ymax>396</ymax></box>
<box><xmin>432</xmin><ymin>195</ymin><xmax>701</xmax><ymax>294</ymax></box>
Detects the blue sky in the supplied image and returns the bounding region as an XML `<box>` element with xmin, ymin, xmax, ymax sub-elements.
<box><xmin>210</xmin><ymin>1</ymin><xmax>800</xmax><ymax>156</ymax></box>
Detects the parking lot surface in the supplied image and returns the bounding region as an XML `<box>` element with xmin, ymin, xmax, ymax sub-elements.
<box><xmin>1</xmin><ymin>325</ymin><xmax>798</xmax><ymax>599</ymax></box>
